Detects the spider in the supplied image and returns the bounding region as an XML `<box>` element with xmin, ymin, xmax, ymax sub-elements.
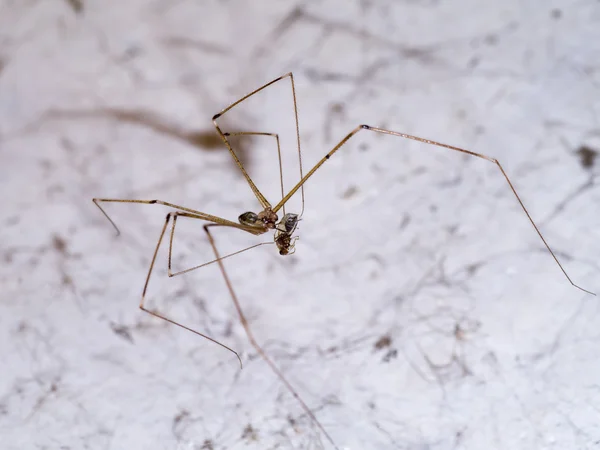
<box><xmin>94</xmin><ymin>72</ymin><xmax>594</xmax><ymax>449</ymax></box>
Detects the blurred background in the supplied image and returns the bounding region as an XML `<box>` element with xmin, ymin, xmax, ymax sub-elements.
<box><xmin>1</xmin><ymin>1</ymin><xmax>599</xmax><ymax>449</ymax></box>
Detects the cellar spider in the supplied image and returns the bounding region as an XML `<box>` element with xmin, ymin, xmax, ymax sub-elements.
<box><xmin>93</xmin><ymin>72</ymin><xmax>595</xmax><ymax>449</ymax></box>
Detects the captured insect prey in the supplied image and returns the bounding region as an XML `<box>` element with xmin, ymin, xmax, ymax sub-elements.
<box><xmin>93</xmin><ymin>72</ymin><xmax>595</xmax><ymax>450</ymax></box>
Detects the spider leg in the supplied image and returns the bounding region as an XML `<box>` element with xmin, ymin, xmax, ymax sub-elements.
<box><xmin>212</xmin><ymin>73</ymin><xmax>305</xmax><ymax>213</ymax></box>
<box><xmin>167</xmin><ymin>212</ymin><xmax>272</xmax><ymax>278</ymax></box>
<box><xmin>204</xmin><ymin>223</ymin><xmax>340</xmax><ymax>450</ymax></box>
<box><xmin>224</xmin><ymin>131</ymin><xmax>287</xmax><ymax>215</ymax></box>
<box><xmin>274</xmin><ymin>124</ymin><xmax>595</xmax><ymax>296</ymax></box>
<box><xmin>139</xmin><ymin>213</ymin><xmax>243</xmax><ymax>367</ymax></box>
<box><xmin>92</xmin><ymin>198</ymin><xmax>253</xmax><ymax>235</ymax></box>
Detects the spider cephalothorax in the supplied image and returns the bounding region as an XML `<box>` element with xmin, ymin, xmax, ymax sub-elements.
<box><xmin>257</xmin><ymin>208</ymin><xmax>279</xmax><ymax>229</ymax></box>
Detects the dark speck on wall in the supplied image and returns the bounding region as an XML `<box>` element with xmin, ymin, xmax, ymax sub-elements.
<box><xmin>52</xmin><ymin>235</ymin><xmax>68</xmax><ymax>255</ymax></box>
<box><xmin>576</xmin><ymin>145</ymin><xmax>597</xmax><ymax>169</ymax></box>
<box><xmin>200</xmin><ymin>440</ymin><xmax>214</xmax><ymax>450</ymax></box>
<box><xmin>65</xmin><ymin>0</ymin><xmax>83</xmax><ymax>14</ymax></box>
<box><xmin>373</xmin><ymin>334</ymin><xmax>392</xmax><ymax>350</ymax></box>
<box><xmin>110</xmin><ymin>323</ymin><xmax>134</xmax><ymax>343</ymax></box>
<box><xmin>242</xmin><ymin>424</ymin><xmax>258</xmax><ymax>441</ymax></box>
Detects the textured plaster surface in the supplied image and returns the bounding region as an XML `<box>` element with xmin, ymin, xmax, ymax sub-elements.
<box><xmin>1</xmin><ymin>1</ymin><xmax>599</xmax><ymax>449</ymax></box>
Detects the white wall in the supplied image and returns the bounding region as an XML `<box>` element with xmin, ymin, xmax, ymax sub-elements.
<box><xmin>1</xmin><ymin>1</ymin><xmax>599</xmax><ymax>449</ymax></box>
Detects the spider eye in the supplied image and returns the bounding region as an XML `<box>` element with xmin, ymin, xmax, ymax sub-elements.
<box><xmin>238</xmin><ymin>211</ymin><xmax>259</xmax><ymax>226</ymax></box>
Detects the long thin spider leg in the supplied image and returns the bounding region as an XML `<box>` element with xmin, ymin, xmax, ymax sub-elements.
<box><xmin>274</xmin><ymin>125</ymin><xmax>595</xmax><ymax>296</ymax></box>
<box><xmin>212</xmin><ymin>73</ymin><xmax>305</xmax><ymax>213</ymax></box>
<box><xmin>204</xmin><ymin>224</ymin><xmax>340</xmax><ymax>450</ymax></box>
<box><xmin>167</xmin><ymin>212</ymin><xmax>273</xmax><ymax>277</ymax></box>
<box><xmin>92</xmin><ymin>198</ymin><xmax>261</xmax><ymax>236</ymax></box>
<box><xmin>138</xmin><ymin>213</ymin><xmax>243</xmax><ymax>368</ymax></box>
<box><xmin>224</xmin><ymin>131</ymin><xmax>287</xmax><ymax>215</ymax></box>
